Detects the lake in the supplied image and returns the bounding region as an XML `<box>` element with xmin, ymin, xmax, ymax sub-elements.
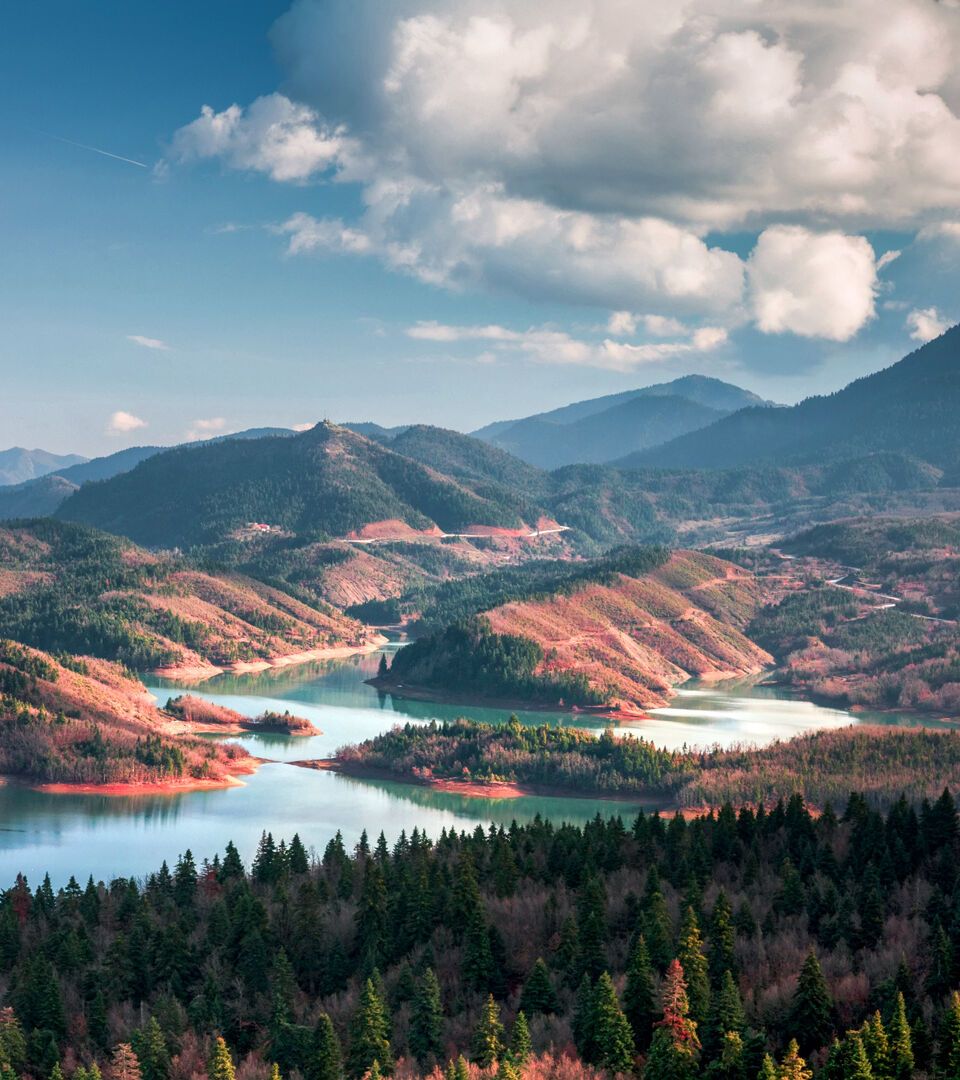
<box><xmin>0</xmin><ymin>648</ymin><xmax>948</xmax><ymax>886</ymax></box>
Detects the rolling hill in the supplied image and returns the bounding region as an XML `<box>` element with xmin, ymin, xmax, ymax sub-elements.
<box><xmin>472</xmin><ymin>374</ymin><xmax>770</xmax><ymax>467</ymax></box>
<box><xmin>380</xmin><ymin>549</ymin><xmax>772</xmax><ymax>712</ymax></box>
<box><xmin>635</xmin><ymin>326</ymin><xmax>960</xmax><ymax>471</ymax></box>
<box><xmin>0</xmin><ymin>518</ymin><xmax>378</xmax><ymax>676</ymax></box>
<box><xmin>57</xmin><ymin>422</ymin><xmax>542</xmax><ymax>548</ymax></box>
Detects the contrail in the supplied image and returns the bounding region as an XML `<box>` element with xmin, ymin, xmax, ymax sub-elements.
<box><xmin>40</xmin><ymin>131</ymin><xmax>148</xmax><ymax>168</ymax></box>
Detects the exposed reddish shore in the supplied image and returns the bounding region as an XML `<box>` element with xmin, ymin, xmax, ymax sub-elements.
<box><xmin>24</xmin><ymin>756</ymin><xmax>262</xmax><ymax>797</ymax></box>
<box><xmin>152</xmin><ymin>638</ymin><xmax>389</xmax><ymax>682</ymax></box>
<box><xmin>289</xmin><ymin>757</ymin><xmax>661</xmax><ymax>804</ymax></box>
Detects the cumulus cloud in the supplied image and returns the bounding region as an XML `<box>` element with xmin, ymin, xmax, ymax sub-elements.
<box><xmin>405</xmin><ymin>320</ymin><xmax>728</xmax><ymax>371</ymax></box>
<box><xmin>185</xmin><ymin>417</ymin><xmax>228</xmax><ymax>442</ymax></box>
<box><xmin>906</xmin><ymin>307</ymin><xmax>950</xmax><ymax>342</ymax></box>
<box><xmin>107</xmin><ymin>411</ymin><xmax>147</xmax><ymax>435</ymax></box>
<box><xmin>168</xmin><ymin>0</ymin><xmax>960</xmax><ymax>340</ymax></box>
<box><xmin>170</xmin><ymin>93</ymin><xmax>348</xmax><ymax>182</ymax></box>
<box><xmin>127</xmin><ymin>334</ymin><xmax>170</xmax><ymax>351</ymax></box>
<box><xmin>747</xmin><ymin>227</ymin><xmax>878</xmax><ymax>341</ymax></box>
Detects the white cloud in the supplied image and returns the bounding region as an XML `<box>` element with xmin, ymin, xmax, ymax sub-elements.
<box><xmin>170</xmin><ymin>93</ymin><xmax>348</xmax><ymax>183</ymax></box>
<box><xmin>169</xmin><ymin>0</ymin><xmax>960</xmax><ymax>340</ymax></box>
<box><xmin>107</xmin><ymin>411</ymin><xmax>147</xmax><ymax>435</ymax></box>
<box><xmin>606</xmin><ymin>312</ymin><xmax>637</xmax><ymax>337</ymax></box>
<box><xmin>127</xmin><ymin>334</ymin><xmax>170</xmax><ymax>351</ymax></box>
<box><xmin>405</xmin><ymin>320</ymin><xmax>728</xmax><ymax>371</ymax></box>
<box><xmin>906</xmin><ymin>306</ymin><xmax>950</xmax><ymax>342</ymax></box>
<box><xmin>876</xmin><ymin>250</ymin><xmax>901</xmax><ymax>271</ymax></box>
<box><xmin>747</xmin><ymin>226</ymin><xmax>878</xmax><ymax>341</ymax></box>
<box><xmin>292</xmin><ymin>422</ymin><xmax>316</xmax><ymax>431</ymax></box>
<box><xmin>185</xmin><ymin>417</ymin><xmax>227</xmax><ymax>442</ymax></box>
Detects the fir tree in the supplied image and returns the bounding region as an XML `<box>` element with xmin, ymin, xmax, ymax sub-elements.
<box><xmin>135</xmin><ymin>1018</ymin><xmax>170</xmax><ymax>1080</ymax></box>
<box><xmin>887</xmin><ymin>992</ymin><xmax>913</xmax><ymax>1080</ymax></box>
<box><xmin>409</xmin><ymin>969</ymin><xmax>444</xmax><ymax>1068</ymax></box>
<box><xmin>444</xmin><ymin>1057</ymin><xmax>469</xmax><ymax>1080</ymax></box>
<box><xmin>858</xmin><ymin>1013</ymin><xmax>889</xmax><ymax>1080</ymax></box>
<box><xmin>642</xmin><ymin>868</ymin><xmax>673</xmax><ymax>972</ymax></box>
<box><xmin>591</xmin><ymin>972</ymin><xmax>634</xmax><ymax>1074</ymax></box>
<box><xmin>519</xmin><ymin>958</ymin><xmax>560</xmax><ymax>1017</ymax></box>
<box><xmin>572</xmin><ymin>976</ymin><xmax>595</xmax><ymax>1064</ymax></box>
<box><xmin>938</xmin><ymin>990</ymin><xmax>960</xmax><ymax>1078</ymax></box>
<box><xmin>677</xmin><ymin>906</ymin><xmax>710</xmax><ymax>1026</ymax></box>
<box><xmin>708</xmin><ymin>891</ymin><xmax>737</xmax><ymax>982</ymax></box>
<box><xmin>788</xmin><ymin>951</ymin><xmax>834</xmax><ymax>1056</ymax></box>
<box><xmin>311</xmin><ymin>1014</ymin><xmax>342</xmax><ymax>1080</ymax></box>
<box><xmin>822</xmin><ymin>1032</ymin><xmax>872</xmax><ymax>1080</ymax></box>
<box><xmin>471</xmin><ymin>995</ymin><xmax>504</xmax><ymax>1069</ymax></box>
<box><xmin>208</xmin><ymin>1038</ymin><xmax>236</xmax><ymax>1080</ymax></box>
<box><xmin>623</xmin><ymin>933</ymin><xmax>657</xmax><ymax>1052</ymax></box>
<box><xmin>644</xmin><ymin>960</ymin><xmax>700</xmax><ymax>1080</ymax></box>
<box><xmin>703</xmin><ymin>1030</ymin><xmax>745</xmax><ymax>1080</ymax></box>
<box><xmin>348</xmin><ymin>980</ymin><xmax>393</xmax><ymax>1079</ymax></box>
<box><xmin>509</xmin><ymin>1012</ymin><xmax>531</xmax><ymax>1068</ymax></box>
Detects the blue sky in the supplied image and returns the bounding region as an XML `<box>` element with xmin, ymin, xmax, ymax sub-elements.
<box><xmin>2</xmin><ymin>0</ymin><xmax>958</xmax><ymax>456</ymax></box>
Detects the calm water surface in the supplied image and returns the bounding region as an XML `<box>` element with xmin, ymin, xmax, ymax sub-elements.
<box><xmin>0</xmin><ymin>648</ymin><xmax>949</xmax><ymax>885</ymax></box>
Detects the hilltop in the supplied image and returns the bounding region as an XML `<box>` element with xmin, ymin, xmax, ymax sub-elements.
<box><xmin>378</xmin><ymin>549</ymin><xmax>771</xmax><ymax>712</ymax></box>
<box><xmin>636</xmin><ymin>325</ymin><xmax>960</xmax><ymax>472</ymax></box>
<box><xmin>0</xmin><ymin>519</ymin><xmax>380</xmax><ymax>678</ymax></box>
<box><xmin>57</xmin><ymin>422</ymin><xmax>543</xmax><ymax>549</ymax></box>
<box><xmin>0</xmin><ymin>447</ymin><xmax>87</xmax><ymax>487</ymax></box>
<box><xmin>472</xmin><ymin>374</ymin><xmax>770</xmax><ymax>468</ymax></box>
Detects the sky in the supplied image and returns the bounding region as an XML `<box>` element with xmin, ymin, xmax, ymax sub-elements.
<box><xmin>2</xmin><ymin>0</ymin><xmax>959</xmax><ymax>457</ymax></box>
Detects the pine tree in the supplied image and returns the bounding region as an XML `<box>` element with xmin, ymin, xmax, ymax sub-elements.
<box><xmin>644</xmin><ymin>960</ymin><xmax>700</xmax><ymax>1080</ymax></box>
<box><xmin>887</xmin><ymin>992</ymin><xmax>913</xmax><ymax>1080</ymax></box>
<box><xmin>643</xmin><ymin>869</ymin><xmax>674</xmax><ymax>972</ymax></box>
<box><xmin>822</xmin><ymin>1032</ymin><xmax>872</xmax><ymax>1080</ymax></box>
<box><xmin>109</xmin><ymin>1045</ymin><xmax>142</xmax><ymax>1080</ymax></box>
<box><xmin>708</xmin><ymin>892</ymin><xmax>737</xmax><ymax>982</ymax></box>
<box><xmin>0</xmin><ymin>1008</ymin><xmax>27</xmax><ymax>1072</ymax></box>
<box><xmin>938</xmin><ymin>991</ymin><xmax>960</xmax><ymax>1078</ymax></box>
<box><xmin>703</xmin><ymin>1030</ymin><xmax>745</xmax><ymax>1080</ymax></box>
<box><xmin>519</xmin><ymin>958</ymin><xmax>560</xmax><ymax>1017</ymax></box>
<box><xmin>858</xmin><ymin>1013</ymin><xmax>889</xmax><ymax>1080</ymax></box>
<box><xmin>509</xmin><ymin>1012</ymin><xmax>531</xmax><ymax>1068</ymax></box>
<box><xmin>471</xmin><ymin>995</ymin><xmax>504</xmax><ymax>1069</ymax></box>
<box><xmin>348</xmin><ymin>980</ymin><xmax>393</xmax><ymax>1078</ymax></box>
<box><xmin>208</xmin><ymin>1038</ymin><xmax>236</xmax><ymax>1080</ymax></box>
<box><xmin>311</xmin><ymin>1014</ymin><xmax>342</xmax><ymax>1080</ymax></box>
<box><xmin>757</xmin><ymin>1054</ymin><xmax>777</xmax><ymax>1080</ymax></box>
<box><xmin>591</xmin><ymin>972</ymin><xmax>634</xmax><ymax>1074</ymax></box>
<box><xmin>444</xmin><ymin>1056</ymin><xmax>469</xmax><ymax>1080</ymax></box>
<box><xmin>270</xmin><ymin>1066</ymin><xmax>282</xmax><ymax>1080</ymax></box>
<box><xmin>788</xmin><ymin>951</ymin><xmax>834</xmax><ymax>1056</ymax></box>
<box><xmin>623</xmin><ymin>933</ymin><xmax>657</xmax><ymax>1052</ymax></box>
<box><xmin>572</xmin><ymin>976</ymin><xmax>595</xmax><ymax>1063</ymax></box>
<box><xmin>677</xmin><ymin>907</ymin><xmax>710</xmax><ymax>1026</ymax></box>
<box><xmin>496</xmin><ymin>1061</ymin><xmax>519</xmax><ymax>1080</ymax></box>
<box><xmin>409</xmin><ymin>969</ymin><xmax>444</xmax><ymax>1068</ymax></box>
<box><xmin>703</xmin><ymin>970</ymin><xmax>746</xmax><ymax>1060</ymax></box>
<box><xmin>377</xmin><ymin>655</ymin><xmax>388</xmax><ymax>679</ymax></box>
<box><xmin>777</xmin><ymin>1040</ymin><xmax>812</xmax><ymax>1080</ymax></box>
<box><xmin>135</xmin><ymin>1018</ymin><xmax>170</xmax><ymax>1080</ymax></box>
<box><xmin>49</xmin><ymin>1063</ymin><xmax>64</xmax><ymax>1080</ymax></box>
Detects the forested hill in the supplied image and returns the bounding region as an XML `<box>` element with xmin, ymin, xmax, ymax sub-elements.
<box><xmin>0</xmin><ymin>519</ymin><xmax>374</xmax><ymax>674</ymax></box>
<box><xmin>57</xmin><ymin>423</ymin><xmax>542</xmax><ymax>549</ymax></box>
<box><xmin>635</xmin><ymin>325</ymin><xmax>960</xmax><ymax>471</ymax></box>
<box><xmin>5</xmin><ymin>790</ymin><xmax>960</xmax><ymax>1080</ymax></box>
<box><xmin>380</xmin><ymin>550</ymin><xmax>771</xmax><ymax>711</ymax></box>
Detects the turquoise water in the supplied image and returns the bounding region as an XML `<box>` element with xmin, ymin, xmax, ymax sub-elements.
<box><xmin>0</xmin><ymin>650</ymin><xmax>950</xmax><ymax>886</ymax></box>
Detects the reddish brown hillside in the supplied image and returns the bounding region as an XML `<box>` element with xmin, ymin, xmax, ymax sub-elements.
<box><xmin>481</xmin><ymin>551</ymin><xmax>772</xmax><ymax>712</ymax></box>
<box><xmin>0</xmin><ymin>640</ymin><xmax>253</xmax><ymax>789</ymax></box>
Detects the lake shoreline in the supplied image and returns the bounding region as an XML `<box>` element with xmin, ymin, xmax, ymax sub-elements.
<box><xmin>289</xmin><ymin>757</ymin><xmax>661</xmax><ymax>805</ymax></box>
<box><xmin>152</xmin><ymin>637</ymin><xmax>390</xmax><ymax>682</ymax></box>
<box><xmin>1</xmin><ymin>756</ymin><xmax>262</xmax><ymax>798</ymax></box>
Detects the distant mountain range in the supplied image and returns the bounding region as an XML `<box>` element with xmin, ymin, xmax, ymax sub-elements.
<box><xmin>631</xmin><ymin>326</ymin><xmax>960</xmax><ymax>472</ymax></box>
<box><xmin>0</xmin><ymin>428</ymin><xmax>296</xmax><ymax>521</ymax></box>
<box><xmin>470</xmin><ymin>374</ymin><xmax>772</xmax><ymax>468</ymax></box>
<box><xmin>0</xmin><ymin>447</ymin><xmax>87</xmax><ymax>486</ymax></box>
